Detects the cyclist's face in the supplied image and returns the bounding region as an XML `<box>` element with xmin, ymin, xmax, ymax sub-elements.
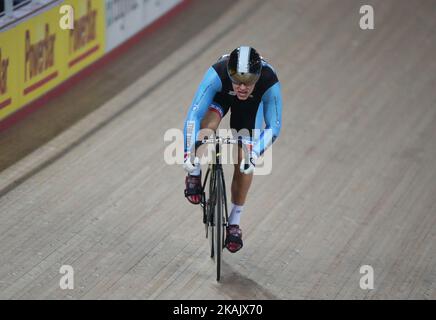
<box><xmin>232</xmin><ymin>82</ymin><xmax>255</xmax><ymax>100</ymax></box>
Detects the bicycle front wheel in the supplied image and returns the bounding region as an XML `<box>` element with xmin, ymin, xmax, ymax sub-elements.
<box><xmin>215</xmin><ymin>168</ymin><xmax>224</xmax><ymax>282</ymax></box>
<box><xmin>208</xmin><ymin>166</ymin><xmax>216</xmax><ymax>259</ymax></box>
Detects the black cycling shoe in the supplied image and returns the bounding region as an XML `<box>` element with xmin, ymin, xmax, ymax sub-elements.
<box><xmin>225</xmin><ymin>224</ymin><xmax>243</xmax><ymax>253</ymax></box>
<box><xmin>184</xmin><ymin>173</ymin><xmax>202</xmax><ymax>205</ymax></box>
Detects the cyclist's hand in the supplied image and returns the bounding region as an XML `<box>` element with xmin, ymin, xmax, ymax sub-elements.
<box><xmin>240</xmin><ymin>151</ymin><xmax>257</xmax><ymax>175</ymax></box>
<box><xmin>183</xmin><ymin>153</ymin><xmax>201</xmax><ymax>175</ymax></box>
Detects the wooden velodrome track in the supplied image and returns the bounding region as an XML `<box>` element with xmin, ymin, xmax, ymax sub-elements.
<box><xmin>0</xmin><ymin>0</ymin><xmax>435</xmax><ymax>299</ymax></box>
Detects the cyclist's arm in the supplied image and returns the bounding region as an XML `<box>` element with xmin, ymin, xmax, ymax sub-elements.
<box><xmin>252</xmin><ymin>82</ymin><xmax>282</xmax><ymax>156</ymax></box>
<box><xmin>183</xmin><ymin>67</ymin><xmax>222</xmax><ymax>156</ymax></box>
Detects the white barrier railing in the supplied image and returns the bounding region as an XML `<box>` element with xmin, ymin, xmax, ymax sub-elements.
<box><xmin>0</xmin><ymin>0</ymin><xmax>61</xmax><ymax>31</ymax></box>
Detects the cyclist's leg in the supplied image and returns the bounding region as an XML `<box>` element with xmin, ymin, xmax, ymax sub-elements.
<box><xmin>200</xmin><ymin>108</ymin><xmax>221</xmax><ymax>132</ymax></box>
<box><xmin>199</xmin><ymin>98</ymin><xmax>229</xmax><ymax>144</ymax></box>
<box><xmin>231</xmin><ymin>146</ymin><xmax>254</xmax><ymax>206</ymax></box>
<box><xmin>185</xmin><ymin>100</ymin><xmax>229</xmax><ymax>204</ymax></box>
<box><xmin>225</xmin><ymin>99</ymin><xmax>260</xmax><ymax>251</ymax></box>
<box><xmin>224</xmin><ymin>147</ymin><xmax>252</xmax><ymax>252</ymax></box>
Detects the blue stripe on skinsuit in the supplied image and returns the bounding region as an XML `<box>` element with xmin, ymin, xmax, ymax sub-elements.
<box><xmin>252</xmin><ymin>82</ymin><xmax>282</xmax><ymax>156</ymax></box>
<box><xmin>183</xmin><ymin>67</ymin><xmax>222</xmax><ymax>153</ymax></box>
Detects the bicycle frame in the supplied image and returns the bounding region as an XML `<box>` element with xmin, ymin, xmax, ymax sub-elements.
<box><xmin>198</xmin><ymin>136</ymin><xmax>250</xmax><ymax>226</ymax></box>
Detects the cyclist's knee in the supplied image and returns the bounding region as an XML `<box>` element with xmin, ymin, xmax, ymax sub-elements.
<box><xmin>200</xmin><ymin>109</ymin><xmax>221</xmax><ymax>131</ymax></box>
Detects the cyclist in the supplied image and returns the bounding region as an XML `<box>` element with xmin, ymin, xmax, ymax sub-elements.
<box><xmin>183</xmin><ymin>46</ymin><xmax>282</xmax><ymax>253</ymax></box>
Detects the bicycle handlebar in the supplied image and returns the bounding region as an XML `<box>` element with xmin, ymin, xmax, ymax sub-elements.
<box><xmin>193</xmin><ymin>136</ymin><xmax>251</xmax><ymax>170</ymax></box>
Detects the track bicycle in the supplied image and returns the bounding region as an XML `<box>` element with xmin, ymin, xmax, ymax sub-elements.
<box><xmin>194</xmin><ymin>136</ymin><xmax>250</xmax><ymax>282</ymax></box>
